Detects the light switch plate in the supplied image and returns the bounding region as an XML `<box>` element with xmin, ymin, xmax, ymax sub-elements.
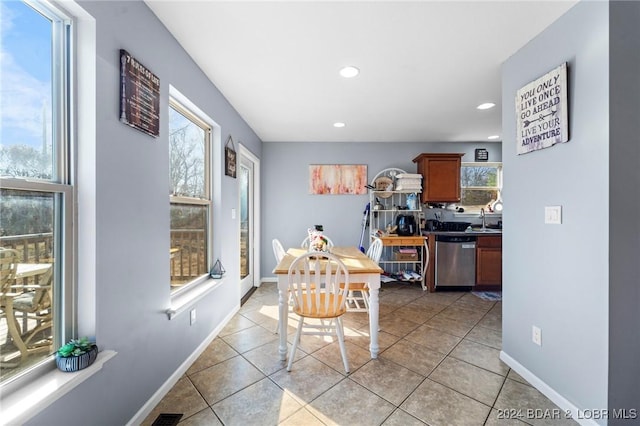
<box><xmin>545</xmin><ymin>206</ymin><xmax>562</xmax><ymax>224</ymax></box>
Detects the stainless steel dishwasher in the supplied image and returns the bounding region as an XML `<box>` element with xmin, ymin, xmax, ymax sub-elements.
<box><xmin>435</xmin><ymin>235</ymin><xmax>477</xmax><ymax>287</ymax></box>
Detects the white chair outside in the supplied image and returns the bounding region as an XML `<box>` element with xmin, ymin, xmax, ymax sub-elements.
<box><xmin>343</xmin><ymin>236</ymin><xmax>383</xmax><ymax>312</ymax></box>
<box><xmin>287</xmin><ymin>251</ymin><xmax>350</xmax><ymax>373</ymax></box>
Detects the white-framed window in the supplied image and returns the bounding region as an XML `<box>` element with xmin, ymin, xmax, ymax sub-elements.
<box><xmin>168</xmin><ymin>97</ymin><xmax>212</xmax><ymax>292</ymax></box>
<box><xmin>459</xmin><ymin>162</ymin><xmax>502</xmax><ymax>213</ymax></box>
<box><xmin>0</xmin><ymin>0</ymin><xmax>74</xmax><ymax>385</ymax></box>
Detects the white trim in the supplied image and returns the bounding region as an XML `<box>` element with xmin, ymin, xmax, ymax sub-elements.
<box><xmin>1</xmin><ymin>350</ymin><xmax>117</xmax><ymax>426</ymax></box>
<box><xmin>167</xmin><ymin>277</ymin><xmax>226</xmax><ymax>320</ymax></box>
<box><xmin>238</xmin><ymin>144</ymin><xmax>261</xmax><ymax>291</ymax></box>
<box><xmin>500</xmin><ymin>351</ymin><xmax>598</xmax><ymax>426</ymax></box>
<box><xmin>260</xmin><ymin>277</ymin><xmax>277</xmax><ymax>285</ymax></box>
<box><xmin>127</xmin><ymin>307</ymin><xmax>239</xmax><ymax>426</ymax></box>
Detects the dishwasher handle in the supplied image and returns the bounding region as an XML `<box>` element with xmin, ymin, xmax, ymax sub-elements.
<box><xmin>435</xmin><ymin>235</ymin><xmax>477</xmax><ymax>243</ymax></box>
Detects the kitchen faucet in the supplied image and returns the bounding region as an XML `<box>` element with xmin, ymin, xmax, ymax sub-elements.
<box><xmin>480</xmin><ymin>208</ymin><xmax>486</xmax><ymax>230</ymax></box>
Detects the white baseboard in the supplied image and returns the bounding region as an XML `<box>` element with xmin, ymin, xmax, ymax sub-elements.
<box><xmin>127</xmin><ymin>306</ymin><xmax>240</xmax><ymax>426</ymax></box>
<box><xmin>260</xmin><ymin>277</ymin><xmax>277</xmax><ymax>284</ymax></box>
<box><xmin>500</xmin><ymin>351</ymin><xmax>600</xmax><ymax>426</ymax></box>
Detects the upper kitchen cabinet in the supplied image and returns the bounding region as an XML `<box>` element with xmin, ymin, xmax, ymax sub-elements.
<box><xmin>412</xmin><ymin>153</ymin><xmax>464</xmax><ymax>203</ymax></box>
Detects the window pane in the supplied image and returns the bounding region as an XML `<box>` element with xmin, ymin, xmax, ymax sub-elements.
<box><xmin>0</xmin><ymin>2</ymin><xmax>54</xmax><ymax>180</ymax></box>
<box><xmin>170</xmin><ymin>204</ymin><xmax>208</xmax><ymax>287</ymax></box>
<box><xmin>169</xmin><ymin>107</ymin><xmax>206</xmax><ymax>199</ymax></box>
<box><xmin>460</xmin><ymin>188</ymin><xmax>498</xmax><ymax>211</ymax></box>
<box><xmin>460</xmin><ymin>166</ymin><xmax>498</xmax><ymax>188</ymax></box>
<box><xmin>1</xmin><ymin>189</ymin><xmax>56</xmax><ymax>383</ymax></box>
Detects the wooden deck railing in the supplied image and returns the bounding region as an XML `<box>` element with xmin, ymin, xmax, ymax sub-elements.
<box><xmin>170</xmin><ymin>229</ymin><xmax>207</xmax><ymax>284</ymax></box>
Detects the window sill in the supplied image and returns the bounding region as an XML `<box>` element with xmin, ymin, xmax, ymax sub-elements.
<box><xmin>1</xmin><ymin>350</ymin><xmax>117</xmax><ymax>425</ymax></box>
<box><xmin>167</xmin><ymin>277</ymin><xmax>226</xmax><ymax>320</ymax></box>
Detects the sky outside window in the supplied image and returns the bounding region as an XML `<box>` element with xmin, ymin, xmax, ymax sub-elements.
<box><xmin>0</xmin><ymin>1</ymin><xmax>53</xmax><ymax>178</ymax></box>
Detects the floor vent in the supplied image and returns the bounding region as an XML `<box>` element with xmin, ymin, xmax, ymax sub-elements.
<box><xmin>152</xmin><ymin>413</ymin><xmax>183</xmax><ymax>426</ymax></box>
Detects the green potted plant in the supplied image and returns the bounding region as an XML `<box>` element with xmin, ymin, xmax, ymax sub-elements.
<box><xmin>55</xmin><ymin>337</ymin><xmax>98</xmax><ymax>372</ymax></box>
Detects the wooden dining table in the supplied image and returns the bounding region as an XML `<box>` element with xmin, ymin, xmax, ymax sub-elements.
<box><xmin>272</xmin><ymin>246</ymin><xmax>384</xmax><ymax>360</ymax></box>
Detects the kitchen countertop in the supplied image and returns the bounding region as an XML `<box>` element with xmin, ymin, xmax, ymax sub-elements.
<box><xmin>422</xmin><ymin>229</ymin><xmax>502</xmax><ymax>236</ymax></box>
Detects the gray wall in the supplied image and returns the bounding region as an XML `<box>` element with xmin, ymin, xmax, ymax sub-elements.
<box><xmin>609</xmin><ymin>1</ymin><xmax>640</xmax><ymax>421</ymax></box>
<box><xmin>501</xmin><ymin>0</ymin><xmax>609</xmax><ymax>418</ymax></box>
<box><xmin>260</xmin><ymin>142</ymin><xmax>501</xmax><ymax>278</ymax></box>
<box><xmin>29</xmin><ymin>1</ymin><xmax>261</xmax><ymax>424</ymax></box>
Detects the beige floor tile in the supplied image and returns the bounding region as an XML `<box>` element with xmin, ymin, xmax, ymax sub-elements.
<box><xmin>142</xmin><ymin>377</ymin><xmax>208</xmax><ymax>426</ymax></box>
<box><xmin>507</xmin><ymin>369</ymin><xmax>530</xmax><ymax>385</ymax></box>
<box><xmin>186</xmin><ymin>338</ymin><xmax>238</xmax><ymax>376</ymax></box>
<box><xmin>439</xmin><ymin>304</ymin><xmax>488</xmax><ymax>323</ymax></box>
<box><xmin>378</xmin><ymin>313</ymin><xmax>422</xmax><ymax>337</ymax></box>
<box><xmin>494</xmin><ymin>379</ymin><xmax>578</xmax><ymax>426</ymax></box>
<box><xmin>429</xmin><ymin>357</ymin><xmax>505</xmax><ymax>406</ymax></box>
<box><xmin>477</xmin><ymin>313</ymin><xmax>502</xmax><ymax>332</ymax></box>
<box><xmin>346</xmin><ymin>329</ymin><xmax>400</xmax><ymax>353</ymax></box>
<box><xmin>212</xmin><ymin>377</ymin><xmax>302</xmax><ymax>426</ymax></box>
<box><xmin>179</xmin><ymin>408</ymin><xmax>222</xmax><ymax>426</ymax></box>
<box><xmin>392</xmin><ymin>302</ymin><xmax>440</xmax><ymax>323</ymax></box>
<box><xmin>466</xmin><ymin>325</ymin><xmax>502</xmax><ymax>350</ymax></box>
<box><xmin>350</xmin><ymin>357</ymin><xmax>425</xmax><ymax>405</ymax></box>
<box><xmin>382</xmin><ymin>408</ymin><xmax>427</xmax><ymax>425</ymax></box>
<box><xmin>307</xmin><ymin>378</ymin><xmax>396</xmax><ymax>426</ymax></box>
<box><xmin>404</xmin><ymin>324</ymin><xmax>462</xmax><ymax>354</ymax></box>
<box><xmin>425</xmin><ymin>314</ymin><xmax>476</xmax><ymax>337</ymax></box>
<box><xmin>380</xmin><ymin>339</ymin><xmax>445</xmax><ymax>376</ymax></box>
<box><xmin>190</xmin><ymin>355</ymin><xmax>265</xmax><ymax>405</ymax></box>
<box><xmin>269</xmin><ymin>355</ymin><xmax>344</xmax><ymax>404</ymax></box>
<box><xmin>242</xmin><ymin>339</ymin><xmax>306</xmax><ymax>376</ymax></box>
<box><xmin>219</xmin><ymin>314</ymin><xmax>258</xmax><ymax>337</ymax></box>
<box><xmin>278</xmin><ymin>407</ymin><xmax>325</xmax><ymax>426</ymax></box>
<box><xmin>450</xmin><ymin>339</ymin><xmax>510</xmax><ymax>376</ymax></box>
<box><xmin>312</xmin><ymin>340</ymin><xmax>371</xmax><ymax>374</ymax></box>
<box><xmin>401</xmin><ymin>378</ymin><xmax>491</xmax><ymax>426</ymax></box>
<box><xmin>222</xmin><ymin>324</ymin><xmax>279</xmax><ymax>354</ymax></box>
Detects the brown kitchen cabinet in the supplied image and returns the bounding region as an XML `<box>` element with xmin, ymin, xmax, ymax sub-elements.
<box><xmin>476</xmin><ymin>235</ymin><xmax>502</xmax><ymax>289</ymax></box>
<box><xmin>412</xmin><ymin>153</ymin><xmax>464</xmax><ymax>203</ymax></box>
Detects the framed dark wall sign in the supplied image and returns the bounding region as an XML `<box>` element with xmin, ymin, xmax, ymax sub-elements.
<box><xmin>119</xmin><ymin>49</ymin><xmax>160</xmax><ymax>137</ymax></box>
<box><xmin>475</xmin><ymin>148</ymin><xmax>489</xmax><ymax>162</ymax></box>
<box><xmin>225</xmin><ymin>136</ymin><xmax>237</xmax><ymax>178</ymax></box>
<box><xmin>515</xmin><ymin>62</ymin><xmax>569</xmax><ymax>155</ymax></box>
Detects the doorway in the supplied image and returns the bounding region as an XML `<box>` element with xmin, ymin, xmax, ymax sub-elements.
<box><xmin>239</xmin><ymin>145</ymin><xmax>260</xmax><ymax>299</ymax></box>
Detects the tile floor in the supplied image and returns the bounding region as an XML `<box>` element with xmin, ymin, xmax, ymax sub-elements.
<box><xmin>143</xmin><ymin>283</ymin><xmax>575</xmax><ymax>426</ymax></box>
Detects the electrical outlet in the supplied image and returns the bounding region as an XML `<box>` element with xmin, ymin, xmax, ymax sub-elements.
<box><xmin>532</xmin><ymin>325</ymin><xmax>542</xmax><ymax>346</ymax></box>
<box><xmin>190</xmin><ymin>309</ymin><xmax>197</xmax><ymax>325</ymax></box>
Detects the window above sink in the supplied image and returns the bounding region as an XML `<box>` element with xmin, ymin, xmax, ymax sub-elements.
<box><xmin>457</xmin><ymin>162</ymin><xmax>502</xmax><ymax>214</ymax></box>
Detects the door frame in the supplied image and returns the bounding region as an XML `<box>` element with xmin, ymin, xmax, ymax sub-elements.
<box><xmin>238</xmin><ymin>144</ymin><xmax>260</xmax><ymax>295</ymax></box>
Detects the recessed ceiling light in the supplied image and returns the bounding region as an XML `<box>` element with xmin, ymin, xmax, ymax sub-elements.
<box><xmin>488</xmin><ymin>135</ymin><xmax>500</xmax><ymax>140</ymax></box>
<box><xmin>333</xmin><ymin>122</ymin><xmax>346</xmax><ymax>128</ymax></box>
<box><xmin>339</xmin><ymin>66</ymin><xmax>360</xmax><ymax>78</ymax></box>
<box><xmin>477</xmin><ymin>102</ymin><xmax>496</xmax><ymax>110</ymax></box>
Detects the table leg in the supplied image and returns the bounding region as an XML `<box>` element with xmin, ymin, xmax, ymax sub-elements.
<box><xmin>277</xmin><ymin>276</ymin><xmax>288</xmax><ymax>361</ymax></box>
<box><xmin>368</xmin><ymin>277</ymin><xmax>380</xmax><ymax>359</ymax></box>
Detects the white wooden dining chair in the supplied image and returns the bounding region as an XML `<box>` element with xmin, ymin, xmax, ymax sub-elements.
<box><xmin>342</xmin><ymin>236</ymin><xmax>383</xmax><ymax>312</ymax></box>
<box><xmin>287</xmin><ymin>251</ymin><xmax>350</xmax><ymax>373</ymax></box>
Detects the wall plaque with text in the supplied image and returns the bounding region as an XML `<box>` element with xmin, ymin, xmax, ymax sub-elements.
<box><xmin>516</xmin><ymin>62</ymin><xmax>568</xmax><ymax>155</ymax></box>
<box><xmin>119</xmin><ymin>49</ymin><xmax>160</xmax><ymax>137</ymax></box>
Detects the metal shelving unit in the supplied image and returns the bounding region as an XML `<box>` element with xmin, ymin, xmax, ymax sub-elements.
<box><xmin>369</xmin><ymin>168</ymin><xmax>427</xmax><ymax>290</ymax></box>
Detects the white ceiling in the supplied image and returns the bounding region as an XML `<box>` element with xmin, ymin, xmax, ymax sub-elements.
<box><xmin>146</xmin><ymin>1</ymin><xmax>577</xmax><ymax>143</ymax></box>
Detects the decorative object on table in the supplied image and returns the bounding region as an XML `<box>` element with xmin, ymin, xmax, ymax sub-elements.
<box><xmin>56</xmin><ymin>336</ymin><xmax>98</xmax><ymax>372</ymax></box>
<box><xmin>210</xmin><ymin>259</ymin><xmax>226</xmax><ymax>279</ymax></box>
<box><xmin>516</xmin><ymin>62</ymin><xmax>569</xmax><ymax>155</ymax></box>
<box><xmin>224</xmin><ymin>135</ymin><xmax>237</xmax><ymax>178</ymax></box>
<box><xmin>119</xmin><ymin>50</ymin><xmax>160</xmax><ymax>138</ymax></box>
<box><xmin>309</xmin><ymin>164</ymin><xmax>367</xmax><ymax>195</ymax></box>
<box><xmin>307</xmin><ymin>227</ymin><xmax>329</xmax><ymax>253</ymax></box>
